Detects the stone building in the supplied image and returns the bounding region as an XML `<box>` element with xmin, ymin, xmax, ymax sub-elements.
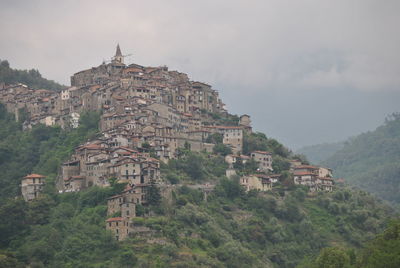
<box><xmin>106</xmin><ymin>184</ymin><xmax>138</xmax><ymax>241</ymax></box>
<box><xmin>240</xmin><ymin>174</ymin><xmax>274</xmax><ymax>192</ymax></box>
<box><xmin>107</xmin><ymin>193</ymin><xmax>136</xmax><ymax>216</ymax></box>
<box><xmin>250</xmin><ymin>151</ymin><xmax>273</xmax><ymax>172</ymax></box>
<box><xmin>21</xmin><ymin>174</ymin><xmax>46</xmax><ymax>201</ymax></box>
<box><xmin>106</xmin><ymin>217</ymin><xmax>132</xmax><ymax>241</ymax></box>
<box><xmin>205</xmin><ymin>126</ymin><xmax>243</xmax><ymax>153</ymax></box>
<box><xmin>239</xmin><ymin>114</ymin><xmax>252</xmax><ymax>132</ymax></box>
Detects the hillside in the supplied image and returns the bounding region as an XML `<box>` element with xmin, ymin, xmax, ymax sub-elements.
<box><xmin>297</xmin><ymin>219</ymin><xmax>400</xmax><ymax>268</ymax></box>
<box><xmin>0</xmin><ymin>106</ymin><xmax>396</xmax><ymax>268</ymax></box>
<box><xmin>296</xmin><ymin>142</ymin><xmax>344</xmax><ymax>165</ymax></box>
<box><xmin>0</xmin><ymin>103</ymin><xmax>100</xmax><ymax>202</ymax></box>
<box><xmin>323</xmin><ymin>113</ymin><xmax>400</xmax><ymax>205</ymax></box>
<box><xmin>0</xmin><ymin>60</ymin><xmax>65</xmax><ymax>91</ymax></box>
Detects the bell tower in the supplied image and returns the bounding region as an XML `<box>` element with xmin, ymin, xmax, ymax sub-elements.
<box><xmin>112</xmin><ymin>44</ymin><xmax>124</xmax><ymax>64</ymax></box>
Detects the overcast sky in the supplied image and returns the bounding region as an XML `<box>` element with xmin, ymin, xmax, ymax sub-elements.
<box><xmin>1</xmin><ymin>0</ymin><xmax>399</xmax><ymax>149</ymax></box>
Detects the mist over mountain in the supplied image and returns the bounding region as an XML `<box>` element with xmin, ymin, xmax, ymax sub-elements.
<box><xmin>296</xmin><ymin>142</ymin><xmax>344</xmax><ymax>165</ymax></box>
<box><xmin>323</xmin><ymin>114</ymin><xmax>400</xmax><ymax>205</ymax></box>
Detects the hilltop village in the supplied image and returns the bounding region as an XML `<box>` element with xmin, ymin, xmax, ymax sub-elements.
<box><xmin>1</xmin><ymin>45</ymin><xmax>336</xmax><ymax>240</ymax></box>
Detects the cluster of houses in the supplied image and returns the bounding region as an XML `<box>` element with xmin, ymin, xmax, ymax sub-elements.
<box><xmin>13</xmin><ymin>45</ymin><xmax>337</xmax><ymax>241</ymax></box>
<box><xmin>0</xmin><ymin>44</ymin><xmax>228</xmax><ymax>130</ymax></box>
<box><xmin>290</xmin><ymin>160</ymin><xmax>334</xmax><ymax>192</ymax></box>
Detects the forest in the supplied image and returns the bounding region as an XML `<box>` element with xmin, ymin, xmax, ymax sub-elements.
<box><xmin>323</xmin><ymin>113</ymin><xmax>400</xmax><ymax>206</ymax></box>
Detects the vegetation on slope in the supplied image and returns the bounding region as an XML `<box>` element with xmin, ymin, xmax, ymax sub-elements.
<box><xmin>323</xmin><ymin>113</ymin><xmax>400</xmax><ymax>205</ymax></box>
<box><xmin>0</xmin><ymin>60</ymin><xmax>65</xmax><ymax>91</ymax></box>
<box><xmin>0</xmin><ymin>105</ymin><xmax>396</xmax><ymax>267</ymax></box>
<box><xmin>297</xmin><ymin>219</ymin><xmax>400</xmax><ymax>268</ymax></box>
<box><xmin>0</xmin><ymin>174</ymin><xmax>394</xmax><ymax>267</ymax></box>
<box><xmin>296</xmin><ymin>141</ymin><xmax>344</xmax><ymax>165</ymax></box>
<box><xmin>0</xmin><ymin>103</ymin><xmax>100</xmax><ymax>202</ymax></box>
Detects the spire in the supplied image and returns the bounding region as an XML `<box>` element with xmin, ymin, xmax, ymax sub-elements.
<box><xmin>115</xmin><ymin>44</ymin><xmax>122</xmax><ymax>56</ymax></box>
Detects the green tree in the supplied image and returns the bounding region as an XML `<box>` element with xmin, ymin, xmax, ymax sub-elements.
<box><xmin>148</xmin><ymin>180</ymin><xmax>162</xmax><ymax>206</ymax></box>
<box><xmin>360</xmin><ymin>220</ymin><xmax>400</xmax><ymax>268</ymax></box>
<box><xmin>213</xmin><ymin>143</ymin><xmax>232</xmax><ymax>156</ymax></box>
<box><xmin>315</xmin><ymin>247</ymin><xmax>351</xmax><ymax>268</ymax></box>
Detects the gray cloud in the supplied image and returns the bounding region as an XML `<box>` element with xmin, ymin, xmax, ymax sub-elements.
<box><xmin>1</xmin><ymin>0</ymin><xmax>399</xmax><ymax>148</ymax></box>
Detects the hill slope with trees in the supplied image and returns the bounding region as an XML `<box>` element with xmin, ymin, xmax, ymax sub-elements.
<box><xmin>323</xmin><ymin>113</ymin><xmax>400</xmax><ymax>205</ymax></box>
<box><xmin>0</xmin><ymin>60</ymin><xmax>65</xmax><ymax>91</ymax></box>
<box><xmin>0</xmin><ymin>104</ymin><xmax>397</xmax><ymax>267</ymax></box>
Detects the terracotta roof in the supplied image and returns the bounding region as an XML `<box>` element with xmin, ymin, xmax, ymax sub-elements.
<box><xmin>252</xmin><ymin>151</ymin><xmax>271</xmax><ymax>155</ymax></box>
<box><xmin>106</xmin><ymin>217</ymin><xmax>124</xmax><ymax>222</ymax></box>
<box><xmin>79</xmin><ymin>144</ymin><xmax>102</xmax><ymax>150</ymax></box>
<box><xmin>294</xmin><ymin>171</ymin><xmax>317</xmax><ymax>176</ymax></box>
<box><xmin>107</xmin><ymin>194</ymin><xmax>122</xmax><ymax>200</ymax></box>
<box><xmin>253</xmin><ymin>174</ymin><xmax>271</xmax><ymax>179</ymax></box>
<box><xmin>123</xmin><ymin>67</ymin><xmax>143</xmax><ymax>73</ymax></box>
<box><xmin>90</xmin><ymin>85</ymin><xmax>100</xmax><ymax>92</ymax></box>
<box><xmin>24</xmin><ymin>174</ymin><xmax>45</xmax><ymax>179</ymax></box>
<box><xmin>71</xmin><ymin>175</ymin><xmax>85</xmax><ymax>179</ymax></box>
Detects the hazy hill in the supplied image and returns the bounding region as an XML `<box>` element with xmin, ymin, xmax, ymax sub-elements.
<box><xmin>296</xmin><ymin>142</ymin><xmax>344</xmax><ymax>165</ymax></box>
<box><xmin>0</xmin><ymin>59</ymin><xmax>65</xmax><ymax>91</ymax></box>
<box><xmin>323</xmin><ymin>113</ymin><xmax>400</xmax><ymax>205</ymax></box>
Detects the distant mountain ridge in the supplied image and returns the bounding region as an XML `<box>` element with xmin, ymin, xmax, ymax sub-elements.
<box><xmin>296</xmin><ymin>141</ymin><xmax>344</xmax><ymax>165</ymax></box>
<box><xmin>0</xmin><ymin>59</ymin><xmax>65</xmax><ymax>91</ymax></box>
<box><xmin>322</xmin><ymin>113</ymin><xmax>400</xmax><ymax>205</ymax></box>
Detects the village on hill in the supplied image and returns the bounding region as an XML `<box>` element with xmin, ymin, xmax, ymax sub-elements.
<box><xmin>1</xmin><ymin>45</ymin><xmax>337</xmax><ymax>241</ymax></box>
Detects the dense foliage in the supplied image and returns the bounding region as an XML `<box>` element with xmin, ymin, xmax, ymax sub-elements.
<box><xmin>297</xmin><ymin>219</ymin><xmax>400</xmax><ymax>268</ymax></box>
<box><xmin>0</xmin><ymin>103</ymin><xmax>100</xmax><ymax>201</ymax></box>
<box><xmin>1</xmin><ymin>178</ymin><xmax>393</xmax><ymax>267</ymax></box>
<box><xmin>323</xmin><ymin>113</ymin><xmax>400</xmax><ymax>205</ymax></box>
<box><xmin>0</xmin><ymin>60</ymin><xmax>65</xmax><ymax>91</ymax></box>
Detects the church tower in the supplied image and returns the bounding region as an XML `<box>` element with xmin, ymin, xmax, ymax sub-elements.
<box><xmin>112</xmin><ymin>44</ymin><xmax>124</xmax><ymax>64</ymax></box>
